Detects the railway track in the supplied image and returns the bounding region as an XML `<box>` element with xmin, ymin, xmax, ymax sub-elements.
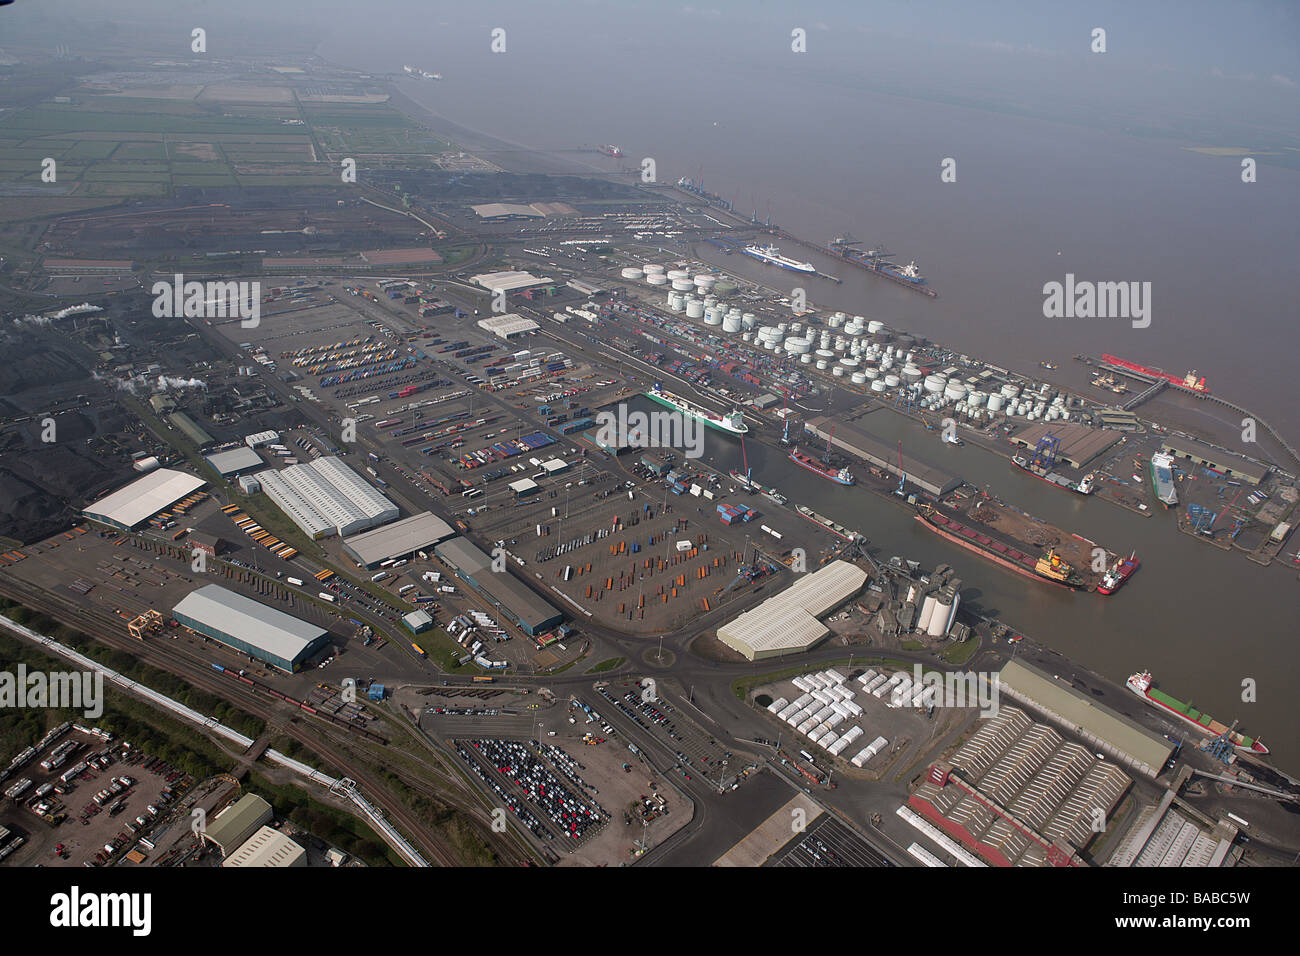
<box><xmin>0</xmin><ymin>576</ymin><xmax>511</xmax><ymax>867</ymax></box>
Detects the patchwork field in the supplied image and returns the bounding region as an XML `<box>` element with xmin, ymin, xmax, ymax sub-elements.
<box><xmin>0</xmin><ymin>83</ymin><xmax>449</xmax><ymax>212</ymax></box>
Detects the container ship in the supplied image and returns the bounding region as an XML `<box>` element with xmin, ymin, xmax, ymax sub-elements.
<box><xmin>916</xmin><ymin>509</ymin><xmax>1087</xmax><ymax>590</ymax></box>
<box><xmin>1097</xmin><ymin>553</ymin><xmax>1139</xmax><ymax>595</ymax></box>
<box><xmin>1149</xmin><ymin>452</ymin><xmax>1178</xmax><ymax>508</ymax></box>
<box><xmin>1126</xmin><ymin>671</ymin><xmax>1268</xmax><ymax>755</ymax></box>
<box><xmin>645</xmin><ymin>384</ymin><xmax>747</xmax><ymax>435</ymax></box>
<box><xmin>1011</xmin><ymin>455</ymin><xmax>1095</xmax><ymax>496</ymax></box>
<box><xmin>1100</xmin><ymin>354</ymin><xmax>1208</xmax><ymax>394</ymax></box>
<box><xmin>788</xmin><ymin>448</ymin><xmax>855</xmax><ymax>485</ymax></box>
<box><xmin>729</xmin><ymin>470</ymin><xmax>788</xmax><ymax>505</ymax></box>
<box><xmin>795</xmin><ymin>504</ymin><xmax>857</xmax><ymax>541</ymax></box>
<box><xmin>825</xmin><ymin>235</ymin><xmax>937</xmax><ymax>297</ymax></box>
<box><xmin>743</xmin><ymin>244</ymin><xmax>816</xmax><ymax>274</ymax></box>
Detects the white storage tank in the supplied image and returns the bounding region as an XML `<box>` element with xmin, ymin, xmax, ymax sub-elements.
<box><xmin>801</xmin><ymin>353</ymin><xmax>813</xmax><ymax>364</ymax></box>
<box><xmin>927</xmin><ymin>594</ymin><xmax>953</xmax><ymax>637</ymax></box>
<box><xmin>967</xmin><ymin>390</ymin><xmax>987</xmax><ymax>408</ymax></box>
<box><xmin>671</xmin><ymin>278</ymin><xmax>694</xmax><ymax>291</ymax></box>
<box><xmin>917</xmin><ymin>593</ymin><xmax>939</xmax><ymax>632</ymax></box>
<box><xmin>815</xmin><ymin>359</ymin><xmax>829</xmax><ymax>370</ymax></box>
<box><xmin>643</xmin><ymin>263</ymin><xmax>666</xmax><ymax>275</ymax></box>
<box><xmin>867</xmin><ymin>319</ymin><xmax>885</xmax><ymax>334</ymax></box>
<box><xmin>646</xmin><ymin>273</ymin><xmax>668</xmax><ymax>286</ymax></box>
<box><xmin>924</xmin><ymin>374</ymin><xmax>947</xmax><ymax>394</ymax></box>
<box><xmin>944</xmin><ymin>382</ymin><xmax>968</xmax><ymax>402</ymax></box>
<box><xmin>870</xmin><ymin>379</ymin><xmax>887</xmax><ymax>392</ymax></box>
<box><xmin>686</xmin><ymin>299</ymin><xmax>705</xmax><ymax>319</ymax></box>
<box><xmin>621</xmin><ymin>267</ymin><xmax>644</xmax><ymax>280</ymax></box>
<box><xmin>666</xmin><ymin>268</ymin><xmax>689</xmax><ymax>280</ymax></box>
<box><xmin>785</xmin><ymin>336</ymin><xmax>812</xmax><ymax>355</ymax></box>
<box><xmin>851</xmin><ymin>371</ymin><xmax>868</xmax><ymax>385</ymax></box>
<box><xmin>742</xmin><ymin>312</ymin><xmax>757</xmax><ymax>329</ymax></box>
<box><xmin>884</xmin><ymin>373</ymin><xmax>901</xmax><ymax>388</ymax></box>
<box><xmin>833</xmin><ymin>366</ymin><xmax>845</xmax><ymax>377</ymax></box>
<box><xmin>722</xmin><ymin>314</ymin><xmax>742</xmax><ymax>333</ymax></box>
<box><xmin>987</xmin><ymin>394</ymin><xmax>1005</xmax><ymax>413</ymax></box>
<box><xmin>864</xmin><ymin>368</ymin><xmax>879</xmax><ymax>380</ymax></box>
<box><xmin>693</xmin><ymin>274</ymin><xmax>716</xmax><ymax>292</ymax></box>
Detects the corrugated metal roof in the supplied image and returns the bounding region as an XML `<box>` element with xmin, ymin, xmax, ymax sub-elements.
<box><xmin>997</xmin><ymin>659</ymin><xmax>1173</xmax><ymax>773</ymax></box>
<box><xmin>203</xmin><ymin>794</ymin><xmax>272</xmax><ymax>853</ymax></box>
<box><xmin>718</xmin><ymin>561</ymin><xmax>868</xmax><ymax>658</ymax></box>
<box><xmin>222</xmin><ymin>825</ymin><xmax>305</xmax><ymax>868</ymax></box>
<box><xmin>83</xmin><ymin>468</ymin><xmax>206</xmax><ymax>528</ymax></box>
<box><xmin>173</xmin><ymin>585</ymin><xmax>327</xmax><ymax>663</ymax></box>
<box><xmin>260</xmin><ymin>456</ymin><xmax>397</xmax><ymax>537</ymax></box>
<box><xmin>204</xmin><ymin>446</ymin><xmax>264</xmax><ymax>476</ymax></box>
<box><xmin>343</xmin><ymin>511</ymin><xmax>455</xmax><ymax>566</ymax></box>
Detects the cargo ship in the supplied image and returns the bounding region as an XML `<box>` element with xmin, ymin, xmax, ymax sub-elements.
<box><xmin>645</xmin><ymin>383</ymin><xmax>747</xmax><ymax>435</ymax></box>
<box><xmin>1011</xmin><ymin>455</ymin><xmax>1095</xmax><ymax>496</ymax></box>
<box><xmin>825</xmin><ymin>235</ymin><xmax>937</xmax><ymax>297</ymax></box>
<box><xmin>916</xmin><ymin>509</ymin><xmax>1087</xmax><ymax>590</ymax></box>
<box><xmin>788</xmin><ymin>448</ymin><xmax>854</xmax><ymax>485</ymax></box>
<box><xmin>795</xmin><ymin>504</ymin><xmax>857</xmax><ymax>541</ymax></box>
<box><xmin>1149</xmin><ymin>452</ymin><xmax>1178</xmax><ymax>508</ymax></box>
<box><xmin>1100</xmin><ymin>354</ymin><xmax>1208</xmax><ymax>394</ymax></box>
<box><xmin>729</xmin><ymin>470</ymin><xmax>788</xmax><ymax>505</ymax></box>
<box><xmin>598</xmin><ymin>144</ymin><xmax>623</xmax><ymax>158</ymax></box>
<box><xmin>402</xmin><ymin>65</ymin><xmax>442</xmax><ymax>80</ymax></box>
<box><xmin>1126</xmin><ymin>671</ymin><xmax>1268</xmax><ymax>755</ymax></box>
<box><xmin>743</xmin><ymin>244</ymin><xmax>816</xmax><ymax>274</ymax></box>
<box><xmin>1097</xmin><ymin>553</ymin><xmax>1139</xmax><ymax>595</ymax></box>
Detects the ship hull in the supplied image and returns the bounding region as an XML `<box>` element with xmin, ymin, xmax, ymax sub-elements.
<box><xmin>825</xmin><ymin>244</ymin><xmax>938</xmax><ymax>297</ymax></box>
<box><xmin>1149</xmin><ymin>460</ymin><xmax>1178</xmax><ymax>508</ymax></box>
<box><xmin>796</xmin><ymin>505</ymin><xmax>856</xmax><ymax>541</ymax></box>
<box><xmin>1097</xmin><ymin>557</ymin><xmax>1139</xmax><ymax>595</ymax></box>
<box><xmin>644</xmin><ymin>390</ymin><xmax>747</xmax><ymax>435</ymax></box>
<box><xmin>1011</xmin><ymin>457</ymin><xmax>1093</xmax><ymax>496</ymax></box>
<box><xmin>742</xmin><ymin>247</ymin><xmax>816</xmax><ymax>274</ymax></box>
<box><xmin>1100</xmin><ymin>354</ymin><xmax>1209</xmax><ymax>394</ymax></box>
<box><xmin>788</xmin><ymin>451</ymin><xmax>854</xmax><ymax>485</ymax></box>
<box><xmin>916</xmin><ymin>513</ymin><xmax>1085</xmax><ymax>590</ymax></box>
<box><xmin>1127</xmin><ymin>678</ymin><xmax>1268</xmax><ymax>754</ymax></box>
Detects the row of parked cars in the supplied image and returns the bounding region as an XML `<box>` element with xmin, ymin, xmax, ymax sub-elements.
<box><xmin>469</xmin><ymin>738</ymin><xmax>604</xmax><ymax>842</ymax></box>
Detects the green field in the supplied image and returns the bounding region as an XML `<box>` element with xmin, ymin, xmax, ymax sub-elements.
<box><xmin>0</xmin><ymin>88</ymin><xmax>454</xmax><ymax>214</ymax></box>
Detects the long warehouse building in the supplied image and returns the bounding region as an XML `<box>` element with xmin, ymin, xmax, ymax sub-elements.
<box><xmin>258</xmin><ymin>456</ymin><xmax>398</xmax><ymax>539</ymax></box>
<box><xmin>433</xmin><ymin>537</ymin><xmax>562</xmax><ymax>636</ymax></box>
<box><xmin>82</xmin><ymin>468</ymin><xmax>207</xmax><ymax>531</ymax></box>
<box><xmin>172</xmin><ymin>584</ymin><xmax>331</xmax><ymax>673</ymax></box>
<box><xmin>343</xmin><ymin>511</ymin><xmax>457</xmax><ymax>569</ymax></box>
<box><xmin>717</xmin><ymin>560</ymin><xmax>868</xmax><ymax>661</ymax></box>
<box><xmin>804</xmin><ymin>417</ymin><xmax>962</xmax><ymax>498</ymax></box>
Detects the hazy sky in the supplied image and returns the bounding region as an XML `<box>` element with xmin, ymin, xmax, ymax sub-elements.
<box><xmin>6</xmin><ymin>0</ymin><xmax>1297</xmax><ymax>139</ymax></box>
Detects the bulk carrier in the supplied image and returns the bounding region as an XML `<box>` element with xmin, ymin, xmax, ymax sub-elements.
<box><xmin>644</xmin><ymin>384</ymin><xmax>747</xmax><ymax>435</ymax></box>
<box><xmin>825</xmin><ymin>235</ymin><xmax>937</xmax><ymax>297</ymax></box>
<box><xmin>916</xmin><ymin>508</ymin><xmax>1087</xmax><ymax>590</ymax></box>
<box><xmin>1011</xmin><ymin>455</ymin><xmax>1095</xmax><ymax>496</ymax></box>
<box><xmin>1126</xmin><ymin>671</ymin><xmax>1268</xmax><ymax>755</ymax></box>
<box><xmin>742</xmin><ymin>244</ymin><xmax>816</xmax><ymax>274</ymax></box>
<box><xmin>795</xmin><ymin>504</ymin><xmax>858</xmax><ymax>541</ymax></box>
<box><xmin>788</xmin><ymin>448</ymin><xmax>855</xmax><ymax>485</ymax></box>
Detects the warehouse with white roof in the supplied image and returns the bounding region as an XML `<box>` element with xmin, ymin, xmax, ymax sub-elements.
<box><xmin>172</xmin><ymin>584</ymin><xmax>331</xmax><ymax>672</ymax></box>
<box><xmin>82</xmin><ymin>468</ymin><xmax>206</xmax><ymax>531</ymax></box>
<box><xmin>258</xmin><ymin>456</ymin><xmax>398</xmax><ymax>539</ymax></box>
<box><xmin>717</xmin><ymin>561</ymin><xmax>868</xmax><ymax>661</ymax></box>
<box><xmin>476</xmin><ymin>313</ymin><xmax>540</xmax><ymax>340</ymax></box>
<box><xmin>343</xmin><ymin>511</ymin><xmax>457</xmax><ymax>569</ymax></box>
<box><xmin>222</xmin><ymin>825</ymin><xmax>306</xmax><ymax>868</ymax></box>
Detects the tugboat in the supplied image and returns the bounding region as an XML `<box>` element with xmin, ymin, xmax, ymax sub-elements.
<box><xmin>1033</xmin><ymin>548</ymin><xmax>1087</xmax><ymax>589</ymax></box>
<box><xmin>1097</xmin><ymin>553</ymin><xmax>1140</xmax><ymax>595</ymax></box>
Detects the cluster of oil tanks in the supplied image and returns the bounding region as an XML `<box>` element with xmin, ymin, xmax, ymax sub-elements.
<box><xmin>641</xmin><ymin>267</ymin><xmax>1087</xmax><ymax>425</ymax></box>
